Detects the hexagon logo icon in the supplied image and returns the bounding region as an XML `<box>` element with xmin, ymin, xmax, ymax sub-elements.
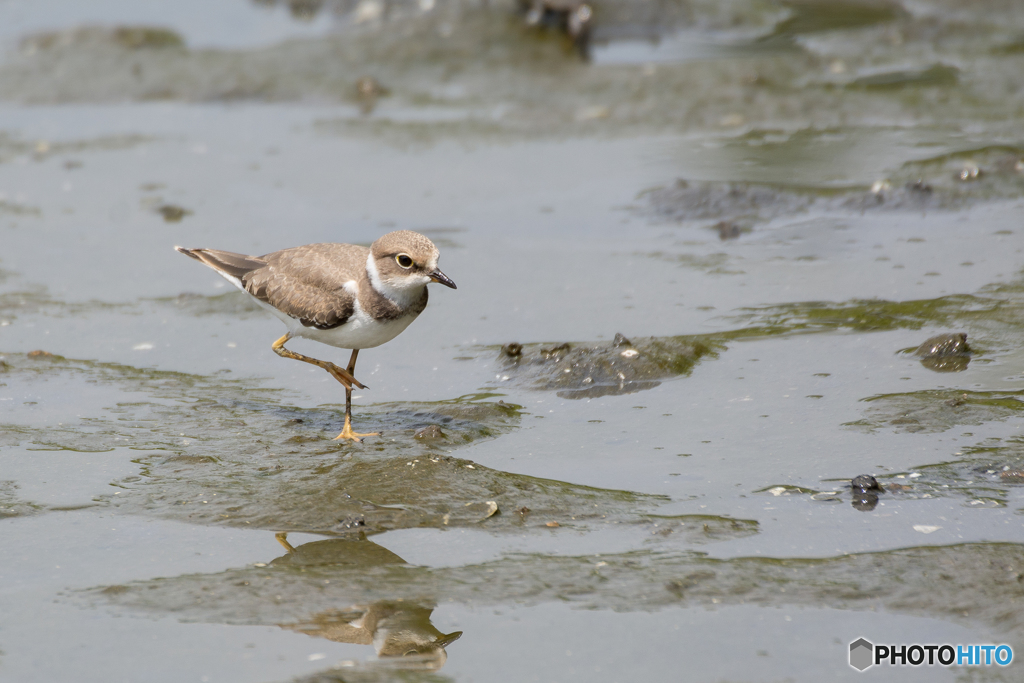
<box><xmin>849</xmin><ymin>638</ymin><xmax>874</xmax><ymax>671</ymax></box>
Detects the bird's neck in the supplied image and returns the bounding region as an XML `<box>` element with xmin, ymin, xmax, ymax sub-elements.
<box><xmin>364</xmin><ymin>254</ymin><xmax>426</xmax><ymax>310</ymax></box>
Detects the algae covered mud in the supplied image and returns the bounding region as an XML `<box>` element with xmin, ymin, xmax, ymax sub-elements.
<box><xmin>2</xmin><ymin>0</ymin><xmax>1024</xmax><ymax>681</ymax></box>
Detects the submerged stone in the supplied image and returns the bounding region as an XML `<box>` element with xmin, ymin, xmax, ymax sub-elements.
<box><xmin>850</xmin><ymin>474</ymin><xmax>881</xmax><ymax>492</ymax></box>
<box><xmin>914</xmin><ymin>332</ymin><xmax>970</xmax><ymax>358</ymax></box>
<box><xmin>913</xmin><ymin>332</ymin><xmax>971</xmax><ymax>372</ymax></box>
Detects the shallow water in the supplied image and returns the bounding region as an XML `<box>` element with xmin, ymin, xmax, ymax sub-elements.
<box><xmin>2</xmin><ymin>1</ymin><xmax>1024</xmax><ymax>681</ymax></box>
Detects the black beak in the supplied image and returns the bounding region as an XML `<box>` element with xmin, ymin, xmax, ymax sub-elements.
<box><xmin>429</xmin><ymin>269</ymin><xmax>457</xmax><ymax>289</ymax></box>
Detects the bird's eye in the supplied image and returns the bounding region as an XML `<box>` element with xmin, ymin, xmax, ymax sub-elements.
<box><xmin>396</xmin><ymin>254</ymin><xmax>414</xmax><ymax>269</ymax></box>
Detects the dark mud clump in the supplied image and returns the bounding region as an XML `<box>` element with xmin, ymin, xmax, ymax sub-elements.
<box><xmin>911</xmin><ymin>332</ymin><xmax>971</xmax><ymax>372</ymax></box>
<box><xmin>494</xmin><ymin>333</ymin><xmax>722</xmax><ymax>398</ymax></box>
<box><xmin>849</xmin><ymin>474</ymin><xmax>883</xmax><ymax>512</ymax></box>
<box><xmin>850</xmin><ymin>474</ymin><xmax>881</xmax><ymax>492</ymax></box>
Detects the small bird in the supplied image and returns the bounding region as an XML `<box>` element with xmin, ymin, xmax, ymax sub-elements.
<box><xmin>176</xmin><ymin>231</ymin><xmax>456</xmax><ymax>442</ymax></box>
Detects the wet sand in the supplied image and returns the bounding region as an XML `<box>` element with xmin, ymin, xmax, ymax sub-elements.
<box><xmin>2</xmin><ymin>1</ymin><xmax>1024</xmax><ymax>681</ymax></box>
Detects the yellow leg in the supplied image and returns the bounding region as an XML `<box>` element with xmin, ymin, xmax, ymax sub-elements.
<box><xmin>334</xmin><ymin>349</ymin><xmax>378</xmax><ymax>442</ymax></box>
<box><xmin>271</xmin><ymin>334</ymin><xmax>375</xmax><ymax>442</ymax></box>
<box><xmin>275</xmin><ymin>532</ymin><xmax>295</xmax><ymax>553</ymax></box>
<box><xmin>271</xmin><ymin>333</ymin><xmax>366</xmax><ymax>390</ymax></box>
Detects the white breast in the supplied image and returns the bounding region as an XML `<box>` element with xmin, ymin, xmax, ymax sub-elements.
<box><xmin>298</xmin><ymin>305</ymin><xmax>420</xmax><ymax>349</ymax></box>
<box><xmin>247</xmin><ymin>261</ymin><xmax>425</xmax><ymax>350</ymax></box>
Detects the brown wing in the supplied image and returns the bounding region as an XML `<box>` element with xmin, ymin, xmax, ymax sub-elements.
<box><xmin>177</xmin><ymin>243</ymin><xmax>365</xmax><ymax>330</ymax></box>
<box><xmin>243</xmin><ymin>243</ymin><xmax>368</xmax><ymax>330</ymax></box>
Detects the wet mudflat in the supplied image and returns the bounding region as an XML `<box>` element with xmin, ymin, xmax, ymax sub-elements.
<box><xmin>2</xmin><ymin>1</ymin><xmax>1024</xmax><ymax>681</ymax></box>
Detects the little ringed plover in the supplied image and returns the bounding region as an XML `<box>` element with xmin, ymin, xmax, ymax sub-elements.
<box><xmin>176</xmin><ymin>230</ymin><xmax>456</xmax><ymax>442</ymax></box>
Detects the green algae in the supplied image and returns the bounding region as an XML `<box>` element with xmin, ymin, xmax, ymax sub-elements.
<box><xmin>1</xmin><ymin>0</ymin><xmax>1023</xmax><ymax>150</ymax></box>
<box><xmin>0</xmin><ymin>352</ymin><xmax>674</xmax><ymax>535</ymax></box>
<box><xmin>645</xmin><ymin>143</ymin><xmax>1024</xmax><ymax>225</ymax></box>
<box><xmin>0</xmin><ymin>481</ymin><xmax>43</xmax><ymax>519</ymax></box>
<box><xmin>727</xmin><ymin>295</ymin><xmax>977</xmax><ymax>335</ymax></box>
<box><xmin>847</xmin><ymin>389</ymin><xmax>1024</xmax><ymax>434</ymax></box>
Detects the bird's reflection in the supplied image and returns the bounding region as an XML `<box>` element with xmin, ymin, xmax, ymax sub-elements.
<box><xmin>272</xmin><ymin>532</ymin><xmax>463</xmax><ymax>671</ymax></box>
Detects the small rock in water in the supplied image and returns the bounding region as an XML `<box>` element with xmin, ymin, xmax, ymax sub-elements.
<box><xmin>1000</xmin><ymin>470</ymin><xmax>1024</xmax><ymax>483</ymax></box>
<box><xmin>850</xmin><ymin>474</ymin><xmax>882</xmax><ymax>511</ymax></box>
<box><xmin>612</xmin><ymin>333</ymin><xmax>632</xmax><ymax>347</ymax></box>
<box><xmin>913</xmin><ymin>332</ymin><xmax>970</xmax><ymax>372</ymax></box>
<box><xmin>850</xmin><ymin>474</ymin><xmax>881</xmax><ymax>492</ymax></box>
<box><xmin>501</xmin><ymin>342</ymin><xmax>523</xmax><ymax>358</ymax></box>
<box><xmin>414</xmin><ymin>424</ymin><xmax>446</xmax><ymax>440</ymax></box>
<box><xmin>27</xmin><ymin>350</ymin><xmax>54</xmax><ymax>358</ymax></box>
<box><xmin>914</xmin><ymin>332</ymin><xmax>970</xmax><ymax>358</ymax></box>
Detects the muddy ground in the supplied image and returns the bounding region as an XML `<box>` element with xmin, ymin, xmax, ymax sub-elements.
<box><xmin>1</xmin><ymin>0</ymin><xmax>1024</xmax><ymax>681</ymax></box>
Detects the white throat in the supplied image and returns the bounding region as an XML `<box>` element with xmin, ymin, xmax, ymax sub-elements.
<box><xmin>365</xmin><ymin>253</ymin><xmax>427</xmax><ymax>308</ymax></box>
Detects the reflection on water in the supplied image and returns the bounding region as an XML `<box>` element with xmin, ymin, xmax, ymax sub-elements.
<box><xmin>273</xmin><ymin>533</ymin><xmax>462</xmax><ymax>671</ymax></box>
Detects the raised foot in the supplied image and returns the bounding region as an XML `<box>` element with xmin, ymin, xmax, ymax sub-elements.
<box><xmin>327</xmin><ymin>363</ymin><xmax>367</xmax><ymax>390</ymax></box>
